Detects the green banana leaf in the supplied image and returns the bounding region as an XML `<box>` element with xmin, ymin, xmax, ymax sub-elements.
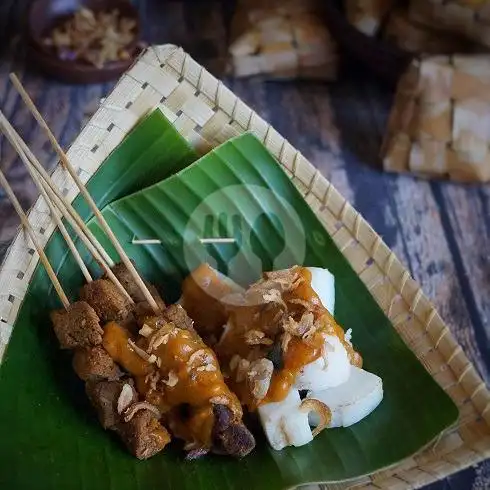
<box><xmin>70</xmin><ymin>109</ymin><xmax>198</xmax><ymax>223</ymax></box>
<box><xmin>0</xmin><ymin>111</ymin><xmax>458</xmax><ymax>490</ymax></box>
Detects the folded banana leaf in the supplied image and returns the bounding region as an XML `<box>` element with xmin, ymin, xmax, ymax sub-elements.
<box><xmin>0</xmin><ymin>111</ymin><xmax>457</xmax><ymax>490</ymax></box>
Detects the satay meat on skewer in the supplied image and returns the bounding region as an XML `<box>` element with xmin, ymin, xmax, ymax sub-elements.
<box><xmin>102</xmin><ymin>305</ymin><xmax>256</xmax><ymax>458</ymax></box>
<box><xmin>51</xmin><ymin>301</ymin><xmax>103</xmax><ymax>349</ymax></box>
<box><xmin>179</xmin><ymin>263</ymin><xmax>244</xmax><ymax>346</ymax></box>
<box><xmin>86</xmin><ymin>379</ymin><xmax>171</xmax><ymax>459</ymax></box>
<box><xmin>80</xmin><ymin>278</ymin><xmax>133</xmax><ymax>324</ymax></box>
<box><xmin>0</xmin><ymin>82</ymin><xmax>257</xmax><ymax>460</ymax></box>
<box><xmin>50</xmin><ymin>294</ymin><xmax>172</xmax><ymax>460</ymax></box>
<box><xmin>0</xmin><ymin>162</ymin><xmax>170</xmax><ymax>460</ymax></box>
<box><xmin>73</xmin><ymin>345</ymin><xmax>123</xmax><ymax>381</ymax></box>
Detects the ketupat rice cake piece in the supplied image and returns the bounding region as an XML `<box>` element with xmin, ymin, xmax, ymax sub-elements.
<box><xmin>307</xmin><ymin>367</ymin><xmax>383</xmax><ymax>428</ymax></box>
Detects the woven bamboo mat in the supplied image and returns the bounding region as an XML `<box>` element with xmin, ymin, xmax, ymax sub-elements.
<box><xmin>0</xmin><ymin>44</ymin><xmax>489</xmax><ymax>489</ymax></box>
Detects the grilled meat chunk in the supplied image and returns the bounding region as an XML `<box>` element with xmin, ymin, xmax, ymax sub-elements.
<box><xmin>109</xmin><ymin>262</ymin><xmax>166</xmax><ymax>307</ymax></box>
<box><xmin>85</xmin><ymin>379</ymin><xmax>134</xmax><ymax>429</ymax></box>
<box><xmin>73</xmin><ymin>346</ymin><xmax>122</xmax><ymax>381</ymax></box>
<box><xmin>80</xmin><ymin>279</ymin><xmax>132</xmax><ymax>323</ymax></box>
<box><xmin>118</xmin><ymin>409</ymin><xmax>171</xmax><ymax>460</ymax></box>
<box><xmin>51</xmin><ymin>301</ymin><xmax>103</xmax><ymax>349</ymax></box>
<box><xmin>162</xmin><ymin>304</ymin><xmax>195</xmax><ymax>332</ymax></box>
<box><xmin>85</xmin><ymin>378</ymin><xmax>170</xmax><ymax>458</ymax></box>
<box><xmin>212</xmin><ymin>404</ymin><xmax>256</xmax><ymax>458</ymax></box>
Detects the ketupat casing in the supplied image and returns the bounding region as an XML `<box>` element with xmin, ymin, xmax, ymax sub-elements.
<box><xmin>0</xmin><ymin>45</ymin><xmax>488</xmax><ymax>490</ymax></box>
<box><xmin>382</xmin><ymin>55</ymin><xmax>490</xmax><ymax>182</ymax></box>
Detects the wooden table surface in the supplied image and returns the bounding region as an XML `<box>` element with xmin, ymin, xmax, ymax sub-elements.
<box><xmin>0</xmin><ymin>2</ymin><xmax>489</xmax><ymax>488</ymax></box>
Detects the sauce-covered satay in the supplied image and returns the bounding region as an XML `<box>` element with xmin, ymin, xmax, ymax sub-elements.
<box><xmin>0</xmin><ymin>90</ymin><xmax>175</xmax><ymax>461</ymax></box>
<box><xmin>180</xmin><ymin>263</ymin><xmax>243</xmax><ymax>345</ymax></box>
<box><xmin>102</xmin><ymin>304</ymin><xmax>256</xmax><ymax>458</ymax></box>
<box><xmin>50</xmin><ymin>300</ymin><xmax>171</xmax><ymax>459</ymax></box>
<box><xmin>181</xmin><ymin>265</ymin><xmax>364</xmax><ymax>450</ymax></box>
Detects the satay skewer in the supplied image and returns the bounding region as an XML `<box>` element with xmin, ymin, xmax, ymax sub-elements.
<box><xmin>0</xmin><ymin>113</ymin><xmax>133</xmax><ymax>302</ymax></box>
<box><xmin>0</xmin><ymin>168</ymin><xmax>70</xmax><ymax>309</ymax></box>
<box><xmin>2</xmin><ymin>132</ymin><xmax>92</xmax><ymax>283</ymax></box>
<box><xmin>0</xmin><ymin>162</ymin><xmax>171</xmax><ymax>458</ymax></box>
<box><xmin>0</xmin><ymin>111</ymin><xmax>114</xmax><ymax>268</ymax></box>
<box><xmin>10</xmin><ymin>73</ymin><xmax>160</xmax><ymax>315</ymax></box>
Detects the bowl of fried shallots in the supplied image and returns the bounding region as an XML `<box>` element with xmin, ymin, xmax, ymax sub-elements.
<box><xmin>27</xmin><ymin>0</ymin><xmax>143</xmax><ymax>83</ymax></box>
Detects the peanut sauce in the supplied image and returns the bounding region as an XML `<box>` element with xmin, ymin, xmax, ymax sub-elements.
<box><xmin>181</xmin><ymin>263</ymin><xmax>236</xmax><ymax>340</ymax></box>
<box><xmin>102</xmin><ymin>318</ymin><xmax>241</xmax><ymax>447</ymax></box>
<box><xmin>103</xmin><ymin>321</ymin><xmax>153</xmax><ymax>377</ymax></box>
<box><xmin>262</xmin><ymin>335</ymin><xmax>324</xmax><ymax>404</ymax></box>
<box><xmin>214</xmin><ymin>267</ymin><xmax>362</xmax><ymax>409</ymax></box>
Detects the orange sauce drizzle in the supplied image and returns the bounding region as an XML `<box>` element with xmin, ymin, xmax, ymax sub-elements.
<box><xmin>215</xmin><ymin>267</ymin><xmax>362</xmax><ymax>409</ymax></box>
<box><xmin>180</xmin><ymin>263</ymin><xmax>236</xmax><ymax>340</ymax></box>
<box><xmin>103</xmin><ymin>322</ymin><xmax>153</xmax><ymax>377</ymax></box>
<box><xmin>102</xmin><ymin>318</ymin><xmax>241</xmax><ymax>447</ymax></box>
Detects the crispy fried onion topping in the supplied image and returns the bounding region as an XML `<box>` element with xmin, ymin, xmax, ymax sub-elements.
<box><xmin>233</xmin><ymin>267</ymin><xmax>302</xmax><ymax>307</ymax></box>
<box><xmin>161</xmin><ymin>370</ymin><xmax>178</xmax><ymax>387</ymax></box>
<box><xmin>117</xmin><ymin>383</ymin><xmax>134</xmax><ymax>414</ymax></box>
<box><xmin>123</xmin><ymin>401</ymin><xmax>161</xmax><ymax>422</ymax></box>
<box><xmin>128</xmin><ymin>339</ymin><xmax>157</xmax><ymax>364</ymax></box>
<box><xmin>247</xmin><ymin>358</ymin><xmax>274</xmax><ymax>401</ymax></box>
<box><xmin>139</xmin><ymin>324</ymin><xmax>154</xmax><ymax>338</ymax></box>
<box><xmin>147</xmin><ymin>322</ymin><xmax>174</xmax><ymax>352</ymax></box>
<box><xmin>280</xmin><ymin>312</ymin><xmax>322</xmax><ymax>352</ymax></box>
<box><xmin>187</xmin><ymin>348</ymin><xmax>215</xmax><ymax>372</ymax></box>
<box><xmin>244</xmin><ymin>329</ymin><xmax>273</xmax><ymax>346</ymax></box>
<box><xmin>300</xmin><ymin>399</ymin><xmax>331</xmax><ymax>437</ymax></box>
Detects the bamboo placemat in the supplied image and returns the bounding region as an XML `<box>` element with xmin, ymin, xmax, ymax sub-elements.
<box><xmin>0</xmin><ymin>45</ymin><xmax>489</xmax><ymax>489</ymax></box>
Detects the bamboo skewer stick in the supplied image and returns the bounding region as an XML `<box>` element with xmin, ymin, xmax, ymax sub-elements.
<box><xmin>38</xmin><ymin>171</ymin><xmax>134</xmax><ymax>303</ymax></box>
<box><xmin>10</xmin><ymin>73</ymin><xmax>161</xmax><ymax>314</ymax></box>
<box><xmin>22</xmin><ymin>147</ymin><xmax>93</xmax><ymax>283</ymax></box>
<box><xmin>0</xmin><ymin>168</ymin><xmax>70</xmax><ymax>309</ymax></box>
<box><xmin>0</xmin><ymin>114</ymin><xmax>134</xmax><ymax>302</ymax></box>
<box><xmin>0</xmin><ymin>124</ymin><xmax>93</xmax><ymax>283</ymax></box>
<box><xmin>0</xmin><ymin>111</ymin><xmax>114</xmax><ymax>268</ymax></box>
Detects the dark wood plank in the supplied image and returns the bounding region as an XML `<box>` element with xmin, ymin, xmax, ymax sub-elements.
<box><xmin>362</xmin><ymin>80</ymin><xmax>490</xmax><ymax>380</ymax></box>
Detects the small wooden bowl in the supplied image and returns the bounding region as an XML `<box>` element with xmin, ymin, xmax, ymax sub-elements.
<box><xmin>26</xmin><ymin>0</ymin><xmax>141</xmax><ymax>84</ymax></box>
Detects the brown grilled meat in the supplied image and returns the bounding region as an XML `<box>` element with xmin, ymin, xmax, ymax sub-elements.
<box><xmin>85</xmin><ymin>378</ymin><xmax>170</xmax><ymax>458</ymax></box>
<box><xmin>109</xmin><ymin>262</ymin><xmax>166</xmax><ymax>308</ymax></box>
<box><xmin>50</xmin><ymin>301</ymin><xmax>103</xmax><ymax>349</ymax></box>
<box><xmin>73</xmin><ymin>346</ymin><xmax>122</xmax><ymax>381</ymax></box>
<box><xmin>85</xmin><ymin>379</ymin><xmax>133</xmax><ymax>429</ymax></box>
<box><xmin>80</xmin><ymin>279</ymin><xmax>132</xmax><ymax>323</ymax></box>
<box><xmin>211</xmin><ymin>404</ymin><xmax>255</xmax><ymax>458</ymax></box>
<box><xmin>118</xmin><ymin>409</ymin><xmax>171</xmax><ymax>460</ymax></box>
<box><xmin>162</xmin><ymin>304</ymin><xmax>195</xmax><ymax>332</ymax></box>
